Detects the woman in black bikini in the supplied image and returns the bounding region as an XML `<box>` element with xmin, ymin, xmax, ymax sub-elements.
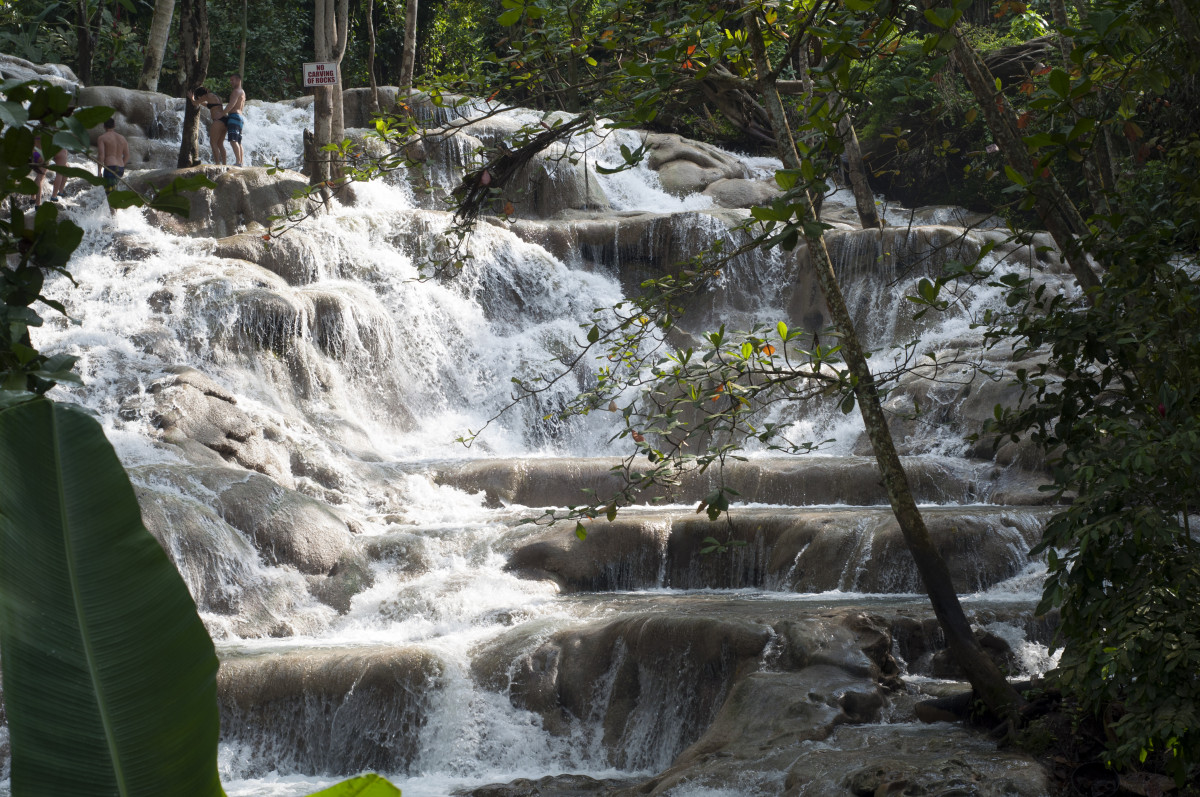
<box><xmin>190</xmin><ymin>87</ymin><xmax>228</xmax><ymax>165</ymax></box>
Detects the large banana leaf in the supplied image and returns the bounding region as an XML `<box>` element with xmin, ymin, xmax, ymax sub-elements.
<box><xmin>0</xmin><ymin>398</ymin><xmax>224</xmax><ymax>797</ymax></box>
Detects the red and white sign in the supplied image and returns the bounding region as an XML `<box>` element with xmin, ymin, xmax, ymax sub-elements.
<box><xmin>303</xmin><ymin>62</ymin><xmax>338</xmax><ymax>87</ymax></box>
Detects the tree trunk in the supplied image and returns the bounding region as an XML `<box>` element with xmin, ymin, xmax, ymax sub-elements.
<box><xmin>837</xmin><ymin>112</ymin><xmax>881</xmax><ymax>229</ymax></box>
<box><xmin>949</xmin><ymin>25</ymin><xmax>1102</xmax><ymax>298</ymax></box>
<box><xmin>366</xmin><ymin>0</ymin><xmax>380</xmax><ymax>113</ymax></box>
<box><xmin>176</xmin><ymin>0</ymin><xmax>209</xmax><ymax>168</ymax></box>
<box><xmin>238</xmin><ymin>0</ymin><xmax>247</xmax><ymax>76</ymax></box>
<box><xmin>399</xmin><ymin>0</ymin><xmax>419</xmax><ymax>97</ymax></box>
<box><xmin>311</xmin><ymin>0</ymin><xmax>350</xmax><ymax>185</ymax></box>
<box><xmin>743</xmin><ymin>6</ymin><xmax>1026</xmax><ymax>721</ymax></box>
<box><xmin>75</xmin><ymin>0</ymin><xmax>104</xmax><ymax>86</ymax></box>
<box><xmin>138</xmin><ymin>0</ymin><xmax>176</xmax><ymax>92</ymax></box>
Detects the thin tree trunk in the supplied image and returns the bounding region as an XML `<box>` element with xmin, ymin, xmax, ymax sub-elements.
<box><xmin>366</xmin><ymin>0</ymin><xmax>380</xmax><ymax>113</ymax></box>
<box><xmin>76</xmin><ymin>0</ymin><xmax>100</xmax><ymax>86</ymax></box>
<box><xmin>176</xmin><ymin>0</ymin><xmax>209</xmax><ymax>168</ymax></box>
<box><xmin>138</xmin><ymin>0</ymin><xmax>176</xmax><ymax>92</ymax></box>
<box><xmin>399</xmin><ymin>0</ymin><xmax>419</xmax><ymax>97</ymax></box>
<box><xmin>949</xmin><ymin>25</ymin><xmax>1102</xmax><ymax>298</ymax></box>
<box><xmin>311</xmin><ymin>0</ymin><xmax>349</xmax><ymax>186</ymax></box>
<box><xmin>837</xmin><ymin>112</ymin><xmax>881</xmax><ymax>229</ymax></box>
<box><xmin>744</xmin><ymin>6</ymin><xmax>1026</xmax><ymax>721</ymax></box>
<box><xmin>238</xmin><ymin>0</ymin><xmax>247</xmax><ymax>76</ymax></box>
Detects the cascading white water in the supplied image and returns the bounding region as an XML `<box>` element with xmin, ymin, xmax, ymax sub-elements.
<box><xmin>18</xmin><ymin>99</ymin><xmax>1060</xmax><ymax>797</ymax></box>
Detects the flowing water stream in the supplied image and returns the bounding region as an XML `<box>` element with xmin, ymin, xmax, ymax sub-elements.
<box><xmin>16</xmin><ymin>95</ymin><xmax>1061</xmax><ymax>796</ymax></box>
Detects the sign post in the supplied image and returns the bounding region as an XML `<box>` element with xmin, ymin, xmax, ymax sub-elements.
<box><xmin>303</xmin><ymin>62</ymin><xmax>338</xmax><ymax>88</ymax></box>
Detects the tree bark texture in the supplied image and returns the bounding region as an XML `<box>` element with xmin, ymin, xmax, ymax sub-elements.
<box><xmin>176</xmin><ymin>0</ymin><xmax>209</xmax><ymax>168</ymax></box>
<box><xmin>311</xmin><ymin>0</ymin><xmax>350</xmax><ymax>184</ymax></box>
<box><xmin>75</xmin><ymin>0</ymin><xmax>106</xmax><ymax>86</ymax></box>
<box><xmin>836</xmin><ymin>111</ymin><xmax>881</xmax><ymax>229</ymax></box>
<box><xmin>949</xmin><ymin>25</ymin><xmax>1102</xmax><ymax>298</ymax></box>
<box><xmin>138</xmin><ymin>0</ymin><xmax>176</xmax><ymax>92</ymax></box>
<box><xmin>399</xmin><ymin>0</ymin><xmax>419</xmax><ymax>97</ymax></box>
<box><xmin>743</xmin><ymin>6</ymin><xmax>1026</xmax><ymax>720</ymax></box>
<box><xmin>238</xmin><ymin>0</ymin><xmax>247</xmax><ymax>76</ymax></box>
<box><xmin>367</xmin><ymin>0</ymin><xmax>380</xmax><ymax>113</ymax></box>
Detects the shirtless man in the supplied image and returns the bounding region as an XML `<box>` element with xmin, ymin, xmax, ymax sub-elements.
<box><xmin>96</xmin><ymin>118</ymin><xmax>130</xmax><ymax>205</ymax></box>
<box><xmin>224</xmin><ymin>74</ymin><xmax>247</xmax><ymax>167</ymax></box>
<box><xmin>190</xmin><ymin>86</ymin><xmax>227</xmax><ymax>165</ymax></box>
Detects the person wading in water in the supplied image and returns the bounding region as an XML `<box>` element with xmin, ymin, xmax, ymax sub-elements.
<box><xmin>190</xmin><ymin>86</ymin><xmax>228</xmax><ymax>165</ymax></box>
<box><xmin>96</xmin><ymin>118</ymin><xmax>129</xmax><ymax>211</ymax></box>
<box><xmin>225</xmin><ymin>74</ymin><xmax>247</xmax><ymax>167</ymax></box>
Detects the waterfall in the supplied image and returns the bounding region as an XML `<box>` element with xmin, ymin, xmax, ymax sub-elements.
<box><xmin>15</xmin><ymin>95</ymin><xmax>1063</xmax><ymax>797</ymax></box>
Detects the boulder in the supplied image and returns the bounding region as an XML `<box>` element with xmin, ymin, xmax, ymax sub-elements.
<box><xmin>457</xmin><ymin>775</ymin><xmax>634</xmax><ymax>797</ymax></box>
<box><xmin>219</xmin><ymin>646</ymin><xmax>442</xmax><ymax>774</ymax></box>
<box><xmin>78</xmin><ymin>85</ymin><xmax>181</xmax><ymax>142</ymax></box>
<box><xmin>212</xmin><ymin>229</ymin><xmax>321</xmax><ymax>285</ymax></box>
<box><xmin>0</xmin><ymin>53</ymin><xmax>79</xmax><ymax>90</ymax></box>
<box><xmin>644</xmin><ymin>132</ymin><xmax>748</xmax><ymax>196</ymax></box>
<box><xmin>125</xmin><ymin>136</ymin><xmax>184</xmax><ymax>171</ymax></box>
<box><xmin>128</xmin><ymin>165</ymin><xmax>309</xmax><ymax>238</ymax></box>
<box><xmin>472</xmin><ymin>613</ymin><xmax>771</xmax><ymax>768</ymax></box>
<box><xmin>341</xmin><ymin>86</ymin><xmax>401</xmax><ymax>128</ymax></box>
<box><xmin>703</xmin><ymin>176</ymin><xmax>783</xmax><ymax>208</ymax></box>
<box><xmin>504</xmin><ymin>506</ymin><xmax>1047</xmax><ymax>595</ymax></box>
<box><xmin>126</xmin><ymin>366</ymin><xmax>294</xmax><ymax>486</ymax></box>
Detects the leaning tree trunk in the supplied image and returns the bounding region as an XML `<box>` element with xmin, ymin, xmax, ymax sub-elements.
<box><xmin>949</xmin><ymin>25</ymin><xmax>1102</xmax><ymax>298</ymax></box>
<box><xmin>176</xmin><ymin>0</ymin><xmax>209</xmax><ymax>168</ymax></box>
<box><xmin>743</xmin><ymin>7</ymin><xmax>1026</xmax><ymax>722</ymax></box>
<box><xmin>238</xmin><ymin>0</ymin><xmax>247</xmax><ymax>76</ymax></box>
<box><xmin>398</xmin><ymin>0</ymin><xmax>419</xmax><ymax>97</ymax></box>
<box><xmin>311</xmin><ymin>0</ymin><xmax>349</xmax><ymax>186</ymax></box>
<box><xmin>366</xmin><ymin>0</ymin><xmax>380</xmax><ymax>113</ymax></box>
<box><xmin>836</xmin><ymin>110</ymin><xmax>881</xmax><ymax>229</ymax></box>
<box><xmin>138</xmin><ymin>0</ymin><xmax>175</xmax><ymax>91</ymax></box>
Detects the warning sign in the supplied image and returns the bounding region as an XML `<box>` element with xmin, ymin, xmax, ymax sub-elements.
<box><xmin>303</xmin><ymin>62</ymin><xmax>338</xmax><ymax>87</ymax></box>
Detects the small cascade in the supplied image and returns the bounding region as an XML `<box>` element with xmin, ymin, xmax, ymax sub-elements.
<box><xmin>13</xmin><ymin>89</ymin><xmax>1063</xmax><ymax>797</ymax></box>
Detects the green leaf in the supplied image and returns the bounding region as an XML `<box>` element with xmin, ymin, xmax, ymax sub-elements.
<box><xmin>575</xmin><ymin>521</ymin><xmax>587</xmax><ymax>541</ymax></box>
<box><xmin>776</xmin><ymin>321</ymin><xmax>788</xmax><ymax>341</ymax></box>
<box><xmin>306</xmin><ymin>773</ymin><xmax>403</xmax><ymax>796</ymax></box>
<box><xmin>498</xmin><ymin>8</ymin><xmax>523</xmax><ymax>25</ymax></box>
<box><xmin>70</xmin><ymin>106</ymin><xmax>114</xmax><ymax>130</ymax></box>
<box><xmin>0</xmin><ymin>398</ymin><xmax>223</xmax><ymax>797</ymax></box>
<box><xmin>1048</xmin><ymin>68</ymin><xmax>1070</xmax><ymax>99</ymax></box>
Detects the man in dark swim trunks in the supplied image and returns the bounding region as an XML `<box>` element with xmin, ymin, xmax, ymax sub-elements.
<box><xmin>225</xmin><ymin>74</ymin><xmax>247</xmax><ymax>167</ymax></box>
<box><xmin>97</xmin><ymin>118</ymin><xmax>129</xmax><ymax>207</ymax></box>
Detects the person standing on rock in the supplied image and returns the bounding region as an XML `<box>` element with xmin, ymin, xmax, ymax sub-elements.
<box><xmin>96</xmin><ymin>119</ymin><xmax>130</xmax><ymax>204</ymax></box>
<box><xmin>225</xmin><ymin>74</ymin><xmax>247</xmax><ymax>167</ymax></box>
<box><xmin>190</xmin><ymin>86</ymin><xmax>228</xmax><ymax>165</ymax></box>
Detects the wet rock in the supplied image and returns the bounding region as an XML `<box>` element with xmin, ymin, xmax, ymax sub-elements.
<box><xmin>132</xmin><ymin>366</ymin><xmax>294</xmax><ymax>486</ymax></box>
<box><xmin>505</xmin><ymin>519</ymin><xmax>668</xmax><ymax>591</ymax></box>
<box><xmin>341</xmin><ymin>86</ymin><xmax>401</xmax><ymax>128</ymax></box>
<box><xmin>219</xmin><ymin>646</ymin><xmax>442</xmax><ymax>775</ymax></box>
<box><xmin>79</xmin><ymin>85</ymin><xmax>181</xmax><ymax>142</ymax></box>
<box><xmin>929</xmin><ymin>631</ymin><xmax>1017</xmax><ymax>679</ymax></box>
<box><xmin>214</xmin><ymin>471</ymin><xmax>358</xmax><ymax>576</ymax></box>
<box><xmin>505</xmin><ymin>506</ymin><xmax>1046</xmax><ymax>595</ymax></box>
<box><xmin>0</xmin><ymin>53</ymin><xmax>79</xmax><ymax>89</ymax></box>
<box><xmin>128</xmin><ymin>165</ymin><xmax>308</xmax><ymax>239</ymax></box>
<box><xmin>644</xmin><ymin>132</ymin><xmax>748</xmax><ymax>196</ymax></box>
<box><xmin>432</xmin><ymin>455</ymin><xmax>1018</xmax><ymax>510</ymax></box>
<box><xmin>703</xmin><ymin>176</ymin><xmax>783</xmax><ymax>208</ymax></box>
<box><xmin>456</xmin><ymin>774</ymin><xmax>634</xmax><ymax>797</ymax></box>
<box><xmin>823</xmin><ymin>725</ymin><xmax>1049</xmax><ymax>796</ymax></box>
<box><xmin>624</xmin><ymin>666</ymin><xmax>886</xmax><ymax>796</ymax></box>
<box><xmin>306</xmin><ymin>552</ymin><xmax>375</xmax><ymax>614</ymax></box>
<box><xmin>212</xmin><ymin>230</ymin><xmax>321</xmax><ymax>285</ymax></box>
<box><xmin>472</xmin><ymin>613</ymin><xmax>771</xmax><ymax>769</ymax></box>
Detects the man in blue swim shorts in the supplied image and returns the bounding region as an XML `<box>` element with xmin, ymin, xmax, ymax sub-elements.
<box><xmin>225</xmin><ymin>74</ymin><xmax>247</xmax><ymax>167</ymax></box>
